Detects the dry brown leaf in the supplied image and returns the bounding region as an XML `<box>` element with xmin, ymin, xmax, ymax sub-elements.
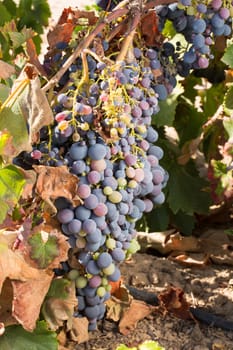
<box><xmin>119</xmin><ymin>300</ymin><xmax>153</xmax><ymax>335</ymax></box>
<box><xmin>26</xmin><ymin>39</ymin><xmax>48</xmax><ymax>77</ymax></box>
<box><xmin>69</xmin><ymin>317</ymin><xmax>89</xmax><ymax>344</ymax></box>
<box><xmin>12</xmin><ymin>64</ymin><xmax>53</xmax><ymax>144</ymax></box>
<box><xmin>12</xmin><ymin>272</ymin><xmax>53</xmax><ymax>331</ymax></box>
<box><xmin>106</xmin><ymin>284</ymin><xmax>132</xmax><ymax>322</ymax></box>
<box><xmin>42</xmin><ymin>281</ymin><xmax>77</xmax><ymax>331</ymax></box>
<box><xmin>137</xmin><ymin>230</ymin><xmax>200</xmax><ymax>254</ymax></box>
<box><xmin>169</xmin><ymin>252</ymin><xmax>210</xmax><ymax>267</ymax></box>
<box><xmin>20</xmin><ymin>169</ymin><xmax>37</xmax><ymax>199</ymax></box>
<box><xmin>33</xmin><ymin>165</ymin><xmax>79</xmax><ymax>213</ymax></box>
<box><xmin>47</xmin><ymin>8</ymin><xmax>97</xmax><ymax>49</ymax></box>
<box><xmin>0</xmin><ymin>60</ymin><xmax>15</xmax><ymax>79</ymax></box>
<box><xmin>0</xmin><ymin>279</ymin><xmax>16</xmax><ymax>327</ymax></box>
<box><xmin>158</xmin><ymin>286</ymin><xmax>192</xmax><ymax>320</ymax></box>
<box><xmin>0</xmin><ymin>232</ymin><xmax>53</xmax><ymax>331</ymax></box>
<box><xmin>141</xmin><ymin>11</ymin><xmax>163</xmax><ymax>47</ymax></box>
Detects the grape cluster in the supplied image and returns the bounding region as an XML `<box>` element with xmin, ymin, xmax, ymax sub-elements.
<box><xmin>157</xmin><ymin>0</ymin><xmax>232</xmax><ymax>75</ymax></box>
<box><xmin>16</xmin><ymin>42</ymin><xmax>171</xmax><ymax>330</ymax></box>
<box><xmin>14</xmin><ymin>0</ymin><xmax>232</xmax><ymax>331</ymax></box>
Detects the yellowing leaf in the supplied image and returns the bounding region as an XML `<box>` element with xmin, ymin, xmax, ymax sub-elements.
<box><xmin>34</xmin><ymin>165</ymin><xmax>79</xmax><ymax>213</ymax></box>
<box><xmin>0</xmin><ymin>60</ymin><xmax>15</xmax><ymax>79</ymax></box>
<box><xmin>28</xmin><ymin>233</ymin><xmax>59</xmax><ymax>269</ymax></box>
<box><xmin>42</xmin><ymin>280</ymin><xmax>77</xmax><ymax>331</ymax></box>
<box><xmin>0</xmin><ymin>232</ymin><xmax>53</xmax><ymax>331</ymax></box>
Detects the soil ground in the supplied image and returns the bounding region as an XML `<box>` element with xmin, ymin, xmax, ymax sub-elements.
<box><xmin>74</xmin><ymin>236</ymin><xmax>233</xmax><ymax>350</ymax></box>
<box><xmin>45</xmin><ymin>2</ymin><xmax>233</xmax><ymax>349</ymax></box>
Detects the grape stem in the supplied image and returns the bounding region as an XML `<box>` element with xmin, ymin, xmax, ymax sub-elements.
<box><xmin>42</xmin><ymin>0</ymin><xmax>177</xmax><ymax>92</ymax></box>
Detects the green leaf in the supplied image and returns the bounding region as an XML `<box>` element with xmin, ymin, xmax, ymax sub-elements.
<box><xmin>0</xmin><ymin>84</ymin><xmax>10</xmax><ymax>103</ymax></box>
<box><xmin>172</xmin><ymin>210</ymin><xmax>195</xmax><ymax>235</ymax></box>
<box><xmin>162</xmin><ymin>20</ymin><xmax>176</xmax><ymax>39</ymax></box>
<box><xmin>28</xmin><ymin>232</ymin><xmax>59</xmax><ymax>269</ymax></box>
<box><xmin>0</xmin><ymin>165</ymin><xmax>25</xmax><ymax>223</ymax></box>
<box><xmin>223</xmin><ymin>84</ymin><xmax>233</xmax><ymax>116</ymax></box>
<box><xmin>221</xmin><ymin>43</ymin><xmax>233</xmax><ymax>68</ymax></box>
<box><xmin>0</xmin><ymin>3</ymin><xmax>11</xmax><ymax>26</ymax></box>
<box><xmin>139</xmin><ymin>340</ymin><xmax>165</xmax><ymax>350</ymax></box>
<box><xmin>153</xmin><ymin>84</ymin><xmax>184</xmax><ymax>127</ymax></box>
<box><xmin>116</xmin><ymin>345</ymin><xmax>137</xmax><ymax>350</ymax></box>
<box><xmin>145</xmin><ymin>205</ymin><xmax>170</xmax><ymax>232</ymax></box>
<box><xmin>223</xmin><ymin>117</ymin><xmax>233</xmax><ymax>139</ymax></box>
<box><xmin>0</xmin><ymin>321</ymin><xmax>58</xmax><ymax>350</ymax></box>
<box><xmin>46</xmin><ymin>278</ymin><xmax>71</xmax><ymax>299</ymax></box>
<box><xmin>0</xmin><ymin>106</ymin><xmax>30</xmax><ymax>155</ymax></box>
<box><xmin>167</xmin><ymin>164</ymin><xmax>211</xmax><ymax>215</ymax></box>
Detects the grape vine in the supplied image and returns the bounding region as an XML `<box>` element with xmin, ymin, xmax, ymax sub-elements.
<box><xmin>1</xmin><ymin>0</ymin><xmax>233</xmax><ymax>344</ymax></box>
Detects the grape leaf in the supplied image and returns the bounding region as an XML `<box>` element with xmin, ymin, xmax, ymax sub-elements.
<box><xmin>153</xmin><ymin>84</ymin><xmax>184</xmax><ymax>127</ymax></box>
<box><xmin>221</xmin><ymin>43</ymin><xmax>233</xmax><ymax>68</ymax></box>
<box><xmin>0</xmin><ymin>232</ymin><xmax>53</xmax><ymax>331</ymax></box>
<box><xmin>0</xmin><ymin>3</ymin><xmax>11</xmax><ymax>26</ymax></box>
<box><xmin>116</xmin><ymin>345</ymin><xmax>137</xmax><ymax>350</ymax></box>
<box><xmin>42</xmin><ymin>280</ymin><xmax>77</xmax><ymax>331</ymax></box>
<box><xmin>139</xmin><ymin>340</ymin><xmax>165</xmax><ymax>350</ymax></box>
<box><xmin>0</xmin><ymin>321</ymin><xmax>58</xmax><ymax>350</ymax></box>
<box><xmin>119</xmin><ymin>300</ymin><xmax>153</xmax><ymax>335</ymax></box>
<box><xmin>0</xmin><ymin>84</ymin><xmax>10</xmax><ymax>102</ymax></box>
<box><xmin>162</xmin><ymin>19</ymin><xmax>176</xmax><ymax>39</ymax></box>
<box><xmin>223</xmin><ymin>84</ymin><xmax>233</xmax><ymax>116</ymax></box>
<box><xmin>0</xmin><ymin>130</ymin><xmax>14</xmax><ymax>157</ymax></box>
<box><xmin>33</xmin><ymin>165</ymin><xmax>79</xmax><ymax>213</ymax></box>
<box><xmin>28</xmin><ymin>232</ymin><xmax>59</xmax><ymax>269</ymax></box>
<box><xmin>223</xmin><ymin>117</ymin><xmax>233</xmax><ymax>138</ymax></box>
<box><xmin>0</xmin><ymin>165</ymin><xmax>25</xmax><ymax>223</ymax></box>
<box><xmin>0</xmin><ymin>60</ymin><xmax>15</xmax><ymax>79</ymax></box>
<box><xmin>167</xmin><ymin>164</ymin><xmax>211</xmax><ymax>215</ymax></box>
<box><xmin>0</xmin><ymin>106</ymin><xmax>31</xmax><ymax>156</ymax></box>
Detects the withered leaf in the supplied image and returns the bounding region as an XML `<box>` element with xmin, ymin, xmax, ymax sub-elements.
<box><xmin>12</xmin><ymin>272</ymin><xmax>53</xmax><ymax>331</ymax></box>
<box><xmin>0</xmin><ymin>232</ymin><xmax>53</xmax><ymax>331</ymax></box>
<box><xmin>169</xmin><ymin>252</ymin><xmax>210</xmax><ymax>267</ymax></box>
<box><xmin>119</xmin><ymin>300</ymin><xmax>153</xmax><ymax>335</ymax></box>
<box><xmin>69</xmin><ymin>317</ymin><xmax>89</xmax><ymax>344</ymax></box>
<box><xmin>158</xmin><ymin>286</ymin><xmax>192</xmax><ymax>320</ymax></box>
<box><xmin>12</xmin><ymin>64</ymin><xmax>53</xmax><ymax>144</ymax></box>
<box><xmin>42</xmin><ymin>281</ymin><xmax>77</xmax><ymax>331</ymax></box>
<box><xmin>141</xmin><ymin>11</ymin><xmax>163</xmax><ymax>47</ymax></box>
<box><xmin>0</xmin><ymin>60</ymin><xmax>15</xmax><ymax>79</ymax></box>
<box><xmin>26</xmin><ymin>39</ymin><xmax>48</xmax><ymax>77</ymax></box>
<box><xmin>33</xmin><ymin>165</ymin><xmax>79</xmax><ymax>213</ymax></box>
<box><xmin>137</xmin><ymin>230</ymin><xmax>200</xmax><ymax>255</ymax></box>
<box><xmin>106</xmin><ymin>284</ymin><xmax>133</xmax><ymax>322</ymax></box>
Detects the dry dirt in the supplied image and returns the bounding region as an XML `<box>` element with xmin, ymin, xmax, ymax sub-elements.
<box><xmin>73</xmin><ymin>242</ymin><xmax>233</xmax><ymax>350</ymax></box>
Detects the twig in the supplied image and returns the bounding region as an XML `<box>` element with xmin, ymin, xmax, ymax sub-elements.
<box><xmin>42</xmin><ymin>8</ymin><xmax>128</xmax><ymax>92</ymax></box>
<box><xmin>42</xmin><ymin>0</ymin><xmax>178</xmax><ymax>92</ymax></box>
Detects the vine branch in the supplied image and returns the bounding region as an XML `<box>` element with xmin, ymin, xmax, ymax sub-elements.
<box><xmin>42</xmin><ymin>0</ymin><xmax>178</xmax><ymax>92</ymax></box>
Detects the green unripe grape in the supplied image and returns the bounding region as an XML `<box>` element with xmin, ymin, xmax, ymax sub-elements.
<box><xmin>108</xmin><ymin>191</ymin><xmax>122</xmax><ymax>204</ymax></box>
<box><xmin>67</xmin><ymin>269</ymin><xmax>79</xmax><ymax>280</ymax></box>
<box><xmin>75</xmin><ymin>276</ymin><xmax>88</xmax><ymax>288</ymax></box>
<box><xmin>106</xmin><ymin>284</ymin><xmax>112</xmax><ymax>292</ymax></box>
<box><xmin>103</xmin><ymin>186</ymin><xmax>113</xmax><ymax>195</ymax></box>
<box><xmin>97</xmin><ymin>286</ymin><xmax>106</xmax><ymax>297</ymax></box>
<box><xmin>117</xmin><ymin>177</ymin><xmax>127</xmax><ymax>188</ymax></box>
<box><xmin>127</xmin><ymin>239</ymin><xmax>140</xmax><ymax>255</ymax></box>
<box><xmin>101</xmin><ymin>277</ymin><xmax>109</xmax><ymax>286</ymax></box>
<box><xmin>103</xmin><ymin>262</ymin><xmax>115</xmax><ymax>275</ymax></box>
<box><xmin>106</xmin><ymin>237</ymin><xmax>116</xmax><ymax>249</ymax></box>
<box><xmin>128</xmin><ymin>180</ymin><xmax>137</xmax><ymax>189</ymax></box>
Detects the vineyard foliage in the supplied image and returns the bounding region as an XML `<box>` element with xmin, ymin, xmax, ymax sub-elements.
<box><xmin>0</xmin><ymin>0</ymin><xmax>233</xmax><ymax>349</ymax></box>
